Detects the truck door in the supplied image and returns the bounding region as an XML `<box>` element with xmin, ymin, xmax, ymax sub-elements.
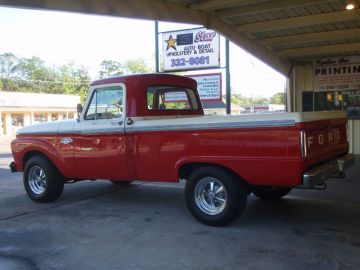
<box><xmin>73</xmin><ymin>83</ymin><xmax>129</xmax><ymax>180</ymax></box>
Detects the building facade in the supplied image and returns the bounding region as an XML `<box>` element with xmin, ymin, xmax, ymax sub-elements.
<box><xmin>0</xmin><ymin>92</ymin><xmax>80</xmax><ymax>136</ymax></box>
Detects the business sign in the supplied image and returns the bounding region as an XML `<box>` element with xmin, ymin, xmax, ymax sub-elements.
<box><xmin>162</xmin><ymin>27</ymin><xmax>220</xmax><ymax>72</ymax></box>
<box><xmin>188</xmin><ymin>73</ymin><xmax>222</xmax><ymax>101</ymax></box>
<box><xmin>314</xmin><ymin>56</ymin><xmax>360</xmax><ymax>92</ymax></box>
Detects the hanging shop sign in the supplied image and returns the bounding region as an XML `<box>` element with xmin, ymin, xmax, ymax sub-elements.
<box><xmin>162</xmin><ymin>27</ymin><xmax>220</xmax><ymax>72</ymax></box>
<box><xmin>187</xmin><ymin>73</ymin><xmax>222</xmax><ymax>101</ymax></box>
<box><xmin>314</xmin><ymin>56</ymin><xmax>360</xmax><ymax>92</ymax></box>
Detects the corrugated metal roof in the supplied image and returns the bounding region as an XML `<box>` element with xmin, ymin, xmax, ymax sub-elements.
<box><xmin>210</xmin><ymin>0</ymin><xmax>360</xmax><ymax>63</ymax></box>
<box><xmin>1</xmin><ymin>0</ymin><xmax>359</xmax><ymax>74</ymax></box>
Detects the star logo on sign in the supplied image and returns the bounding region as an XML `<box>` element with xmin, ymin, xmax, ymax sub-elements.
<box><xmin>165</xmin><ymin>35</ymin><xmax>177</xmax><ymax>51</ymax></box>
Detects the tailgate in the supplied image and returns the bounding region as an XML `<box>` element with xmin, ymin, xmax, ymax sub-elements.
<box><xmin>301</xmin><ymin>114</ymin><xmax>349</xmax><ymax>169</ymax></box>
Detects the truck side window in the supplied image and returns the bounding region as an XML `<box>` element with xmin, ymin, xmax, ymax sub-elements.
<box><xmin>85</xmin><ymin>86</ymin><xmax>123</xmax><ymax>120</ymax></box>
<box><xmin>147</xmin><ymin>86</ymin><xmax>199</xmax><ymax>110</ymax></box>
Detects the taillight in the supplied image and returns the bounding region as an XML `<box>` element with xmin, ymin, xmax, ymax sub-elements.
<box><xmin>300</xmin><ymin>129</ymin><xmax>307</xmax><ymax>158</ymax></box>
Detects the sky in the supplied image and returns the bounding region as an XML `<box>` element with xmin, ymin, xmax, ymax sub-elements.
<box><xmin>0</xmin><ymin>6</ymin><xmax>286</xmax><ymax>97</ymax></box>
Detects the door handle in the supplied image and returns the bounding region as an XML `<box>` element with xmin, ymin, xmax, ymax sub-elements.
<box><xmin>127</xmin><ymin>118</ymin><xmax>133</xmax><ymax>125</ymax></box>
<box><xmin>111</xmin><ymin>121</ymin><xmax>123</xmax><ymax>126</ymax></box>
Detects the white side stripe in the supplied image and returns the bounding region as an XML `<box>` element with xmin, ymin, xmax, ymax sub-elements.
<box><xmin>128</xmin><ymin>120</ymin><xmax>295</xmax><ymax>133</ymax></box>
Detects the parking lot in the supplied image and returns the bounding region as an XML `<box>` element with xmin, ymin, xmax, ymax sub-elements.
<box><xmin>0</xmin><ymin>136</ymin><xmax>359</xmax><ymax>270</ymax></box>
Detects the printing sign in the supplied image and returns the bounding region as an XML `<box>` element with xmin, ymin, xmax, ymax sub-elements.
<box><xmin>314</xmin><ymin>56</ymin><xmax>360</xmax><ymax>92</ymax></box>
<box><xmin>162</xmin><ymin>27</ymin><xmax>220</xmax><ymax>71</ymax></box>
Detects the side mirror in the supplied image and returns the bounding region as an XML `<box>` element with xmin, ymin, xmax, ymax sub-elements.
<box><xmin>77</xmin><ymin>103</ymin><xmax>83</xmax><ymax>119</ymax></box>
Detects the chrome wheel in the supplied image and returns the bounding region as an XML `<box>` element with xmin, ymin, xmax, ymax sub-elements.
<box><xmin>194</xmin><ymin>177</ymin><xmax>227</xmax><ymax>215</ymax></box>
<box><xmin>28</xmin><ymin>166</ymin><xmax>47</xmax><ymax>195</ymax></box>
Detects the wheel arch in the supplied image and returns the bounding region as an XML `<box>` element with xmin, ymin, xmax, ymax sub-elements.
<box><xmin>22</xmin><ymin>150</ymin><xmax>65</xmax><ymax>178</ymax></box>
<box><xmin>23</xmin><ymin>150</ymin><xmax>48</xmax><ymax>166</ymax></box>
<box><xmin>179</xmin><ymin>162</ymin><xmax>248</xmax><ymax>185</ymax></box>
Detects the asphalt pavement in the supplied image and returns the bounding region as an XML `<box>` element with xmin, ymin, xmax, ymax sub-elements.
<box><xmin>0</xmin><ymin>136</ymin><xmax>359</xmax><ymax>270</ymax></box>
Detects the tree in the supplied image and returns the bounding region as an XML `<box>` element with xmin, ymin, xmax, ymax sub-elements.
<box><xmin>231</xmin><ymin>94</ymin><xmax>268</xmax><ymax>106</ymax></box>
<box><xmin>99</xmin><ymin>60</ymin><xmax>123</xmax><ymax>78</ymax></box>
<box><xmin>98</xmin><ymin>58</ymin><xmax>152</xmax><ymax>78</ymax></box>
<box><xmin>0</xmin><ymin>52</ymin><xmax>90</xmax><ymax>101</ymax></box>
<box><xmin>1</xmin><ymin>53</ymin><xmax>151</xmax><ymax>102</ymax></box>
<box><xmin>18</xmin><ymin>56</ymin><xmax>59</xmax><ymax>93</ymax></box>
<box><xmin>59</xmin><ymin>63</ymin><xmax>90</xmax><ymax>102</ymax></box>
<box><xmin>269</xmin><ymin>92</ymin><xmax>285</xmax><ymax>105</ymax></box>
<box><xmin>124</xmin><ymin>58</ymin><xmax>152</xmax><ymax>74</ymax></box>
<box><xmin>0</xmin><ymin>53</ymin><xmax>22</xmax><ymax>79</ymax></box>
<box><xmin>0</xmin><ymin>53</ymin><xmax>23</xmax><ymax>91</ymax></box>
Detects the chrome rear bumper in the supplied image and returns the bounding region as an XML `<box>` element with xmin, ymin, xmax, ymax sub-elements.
<box><xmin>302</xmin><ymin>154</ymin><xmax>356</xmax><ymax>187</ymax></box>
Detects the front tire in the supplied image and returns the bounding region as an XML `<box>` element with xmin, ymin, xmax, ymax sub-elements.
<box><xmin>252</xmin><ymin>186</ymin><xmax>291</xmax><ymax>200</ymax></box>
<box><xmin>185</xmin><ymin>167</ymin><xmax>247</xmax><ymax>226</ymax></box>
<box><xmin>23</xmin><ymin>156</ymin><xmax>64</xmax><ymax>202</ymax></box>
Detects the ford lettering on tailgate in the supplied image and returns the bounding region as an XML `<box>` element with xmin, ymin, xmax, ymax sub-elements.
<box><xmin>307</xmin><ymin>128</ymin><xmax>341</xmax><ymax>147</ymax></box>
<box><xmin>305</xmin><ymin>125</ymin><xmax>347</xmax><ymax>158</ymax></box>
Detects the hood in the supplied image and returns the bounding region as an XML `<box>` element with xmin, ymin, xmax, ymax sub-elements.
<box><xmin>17</xmin><ymin>120</ymin><xmax>76</xmax><ymax>135</ymax></box>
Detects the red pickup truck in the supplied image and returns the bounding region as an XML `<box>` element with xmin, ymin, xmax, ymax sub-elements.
<box><xmin>10</xmin><ymin>74</ymin><xmax>355</xmax><ymax>226</ymax></box>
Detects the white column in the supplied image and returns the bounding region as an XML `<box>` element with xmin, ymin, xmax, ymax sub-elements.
<box><xmin>0</xmin><ymin>111</ymin><xmax>3</xmax><ymax>136</ymax></box>
<box><xmin>30</xmin><ymin>110</ymin><xmax>34</xmax><ymax>124</ymax></box>
<box><xmin>5</xmin><ymin>113</ymin><xmax>12</xmax><ymax>136</ymax></box>
<box><xmin>47</xmin><ymin>112</ymin><xmax>52</xmax><ymax>122</ymax></box>
<box><xmin>24</xmin><ymin>112</ymin><xmax>31</xmax><ymax>126</ymax></box>
<box><xmin>58</xmin><ymin>113</ymin><xmax>63</xmax><ymax>120</ymax></box>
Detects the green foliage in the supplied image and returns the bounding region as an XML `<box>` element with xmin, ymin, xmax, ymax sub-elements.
<box><xmin>99</xmin><ymin>58</ymin><xmax>152</xmax><ymax>78</ymax></box>
<box><xmin>0</xmin><ymin>52</ymin><xmax>90</xmax><ymax>101</ymax></box>
<box><xmin>231</xmin><ymin>94</ymin><xmax>268</xmax><ymax>106</ymax></box>
<box><xmin>99</xmin><ymin>60</ymin><xmax>123</xmax><ymax>78</ymax></box>
<box><xmin>0</xmin><ymin>53</ymin><xmax>153</xmax><ymax>102</ymax></box>
<box><xmin>231</xmin><ymin>92</ymin><xmax>285</xmax><ymax>106</ymax></box>
<box><xmin>124</xmin><ymin>58</ymin><xmax>152</xmax><ymax>74</ymax></box>
<box><xmin>269</xmin><ymin>92</ymin><xmax>285</xmax><ymax>105</ymax></box>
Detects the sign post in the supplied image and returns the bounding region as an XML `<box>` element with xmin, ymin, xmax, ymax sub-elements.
<box><xmin>155</xmin><ymin>21</ymin><xmax>160</xmax><ymax>73</ymax></box>
<box><xmin>225</xmin><ymin>39</ymin><xmax>231</xmax><ymax>114</ymax></box>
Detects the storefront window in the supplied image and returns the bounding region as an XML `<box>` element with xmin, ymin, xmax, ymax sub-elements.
<box><xmin>34</xmin><ymin>113</ymin><xmax>47</xmax><ymax>123</ymax></box>
<box><xmin>304</xmin><ymin>90</ymin><xmax>360</xmax><ymax>118</ymax></box>
<box><xmin>11</xmin><ymin>114</ymin><xmax>24</xmax><ymax>127</ymax></box>
<box><xmin>51</xmin><ymin>113</ymin><xmax>58</xmax><ymax>121</ymax></box>
<box><xmin>314</xmin><ymin>92</ymin><xmax>343</xmax><ymax>111</ymax></box>
<box><xmin>345</xmin><ymin>90</ymin><xmax>360</xmax><ymax>117</ymax></box>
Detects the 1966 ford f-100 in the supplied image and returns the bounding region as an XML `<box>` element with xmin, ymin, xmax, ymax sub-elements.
<box><xmin>10</xmin><ymin>74</ymin><xmax>355</xmax><ymax>226</ymax></box>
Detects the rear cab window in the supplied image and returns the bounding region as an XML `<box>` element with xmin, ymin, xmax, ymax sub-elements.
<box><xmin>147</xmin><ymin>86</ymin><xmax>199</xmax><ymax>111</ymax></box>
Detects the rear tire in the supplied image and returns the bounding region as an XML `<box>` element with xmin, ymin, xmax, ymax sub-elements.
<box><xmin>23</xmin><ymin>156</ymin><xmax>64</xmax><ymax>202</ymax></box>
<box><xmin>185</xmin><ymin>166</ymin><xmax>247</xmax><ymax>226</ymax></box>
<box><xmin>252</xmin><ymin>186</ymin><xmax>291</xmax><ymax>200</ymax></box>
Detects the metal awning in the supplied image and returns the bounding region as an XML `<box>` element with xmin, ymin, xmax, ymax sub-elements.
<box><xmin>0</xmin><ymin>0</ymin><xmax>359</xmax><ymax>76</ymax></box>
